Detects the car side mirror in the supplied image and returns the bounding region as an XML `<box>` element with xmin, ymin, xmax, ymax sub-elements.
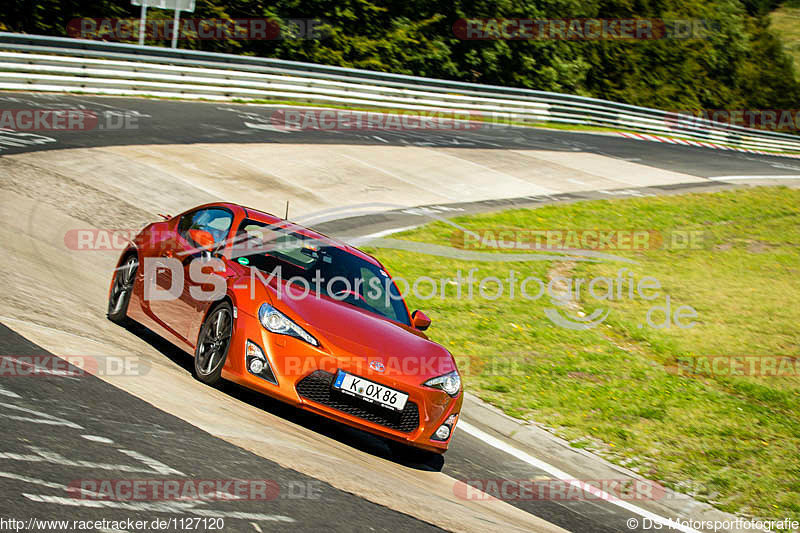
<box><xmin>411</xmin><ymin>310</ymin><xmax>431</xmax><ymax>331</ymax></box>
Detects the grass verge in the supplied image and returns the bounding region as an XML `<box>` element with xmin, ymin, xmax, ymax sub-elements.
<box><xmin>366</xmin><ymin>186</ymin><xmax>800</xmax><ymax>522</ymax></box>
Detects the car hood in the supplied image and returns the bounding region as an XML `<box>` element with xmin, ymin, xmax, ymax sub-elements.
<box><xmin>264</xmin><ymin>281</ymin><xmax>456</xmax><ymax>375</ymax></box>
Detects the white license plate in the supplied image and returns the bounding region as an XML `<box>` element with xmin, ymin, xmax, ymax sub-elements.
<box><xmin>333</xmin><ymin>371</ymin><xmax>409</xmax><ymax>411</ymax></box>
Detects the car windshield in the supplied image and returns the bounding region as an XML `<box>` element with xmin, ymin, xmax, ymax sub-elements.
<box><xmin>231</xmin><ymin>219</ymin><xmax>410</xmax><ymax>325</ymax></box>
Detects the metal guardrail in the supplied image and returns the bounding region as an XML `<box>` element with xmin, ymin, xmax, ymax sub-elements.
<box><xmin>1</xmin><ymin>32</ymin><xmax>799</xmax><ymax>153</ymax></box>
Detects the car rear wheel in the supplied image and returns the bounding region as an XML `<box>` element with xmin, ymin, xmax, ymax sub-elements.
<box><xmin>107</xmin><ymin>254</ymin><xmax>138</xmax><ymax>324</ymax></box>
<box><xmin>194</xmin><ymin>302</ymin><xmax>233</xmax><ymax>386</ymax></box>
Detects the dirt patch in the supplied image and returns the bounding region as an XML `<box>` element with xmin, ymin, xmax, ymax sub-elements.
<box><xmin>746</xmin><ymin>240</ymin><xmax>774</xmax><ymax>253</ymax></box>
<box><xmin>567</xmin><ymin>371</ymin><xmax>605</xmax><ymax>383</ymax></box>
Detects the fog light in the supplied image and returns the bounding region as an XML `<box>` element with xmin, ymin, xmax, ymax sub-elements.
<box><xmin>434</xmin><ymin>424</ymin><xmax>451</xmax><ymax>441</ymax></box>
<box><xmin>245</xmin><ymin>340</ymin><xmax>278</xmax><ymax>385</ymax></box>
<box><xmin>249</xmin><ymin>358</ymin><xmax>265</xmax><ymax>374</ymax></box>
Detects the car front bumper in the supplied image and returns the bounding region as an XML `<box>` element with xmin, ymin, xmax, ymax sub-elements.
<box><xmin>221</xmin><ymin>308</ymin><xmax>463</xmax><ymax>453</ymax></box>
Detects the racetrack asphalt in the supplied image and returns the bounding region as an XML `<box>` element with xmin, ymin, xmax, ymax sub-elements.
<box><xmin>1</xmin><ymin>92</ymin><xmax>799</xmax><ymax>179</ymax></box>
<box><xmin>0</xmin><ymin>322</ymin><xmax>444</xmax><ymax>532</ymax></box>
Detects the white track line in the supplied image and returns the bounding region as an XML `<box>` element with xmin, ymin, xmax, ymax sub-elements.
<box><xmin>459</xmin><ymin>421</ymin><xmax>700</xmax><ymax>533</ymax></box>
<box><xmin>0</xmin><ymin>384</ymin><xmax>21</xmax><ymax>398</ymax></box>
<box><xmin>348</xmin><ymin>225</ymin><xmax>421</xmax><ymax>244</ymax></box>
<box><xmin>709</xmin><ymin>175</ymin><xmax>800</xmax><ymax>181</ymax></box>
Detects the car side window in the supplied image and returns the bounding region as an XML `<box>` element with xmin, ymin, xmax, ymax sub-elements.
<box><xmin>178</xmin><ymin>208</ymin><xmax>234</xmax><ymax>248</ymax></box>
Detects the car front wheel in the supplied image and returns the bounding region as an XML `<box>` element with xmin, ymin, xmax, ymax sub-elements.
<box><xmin>194</xmin><ymin>302</ymin><xmax>233</xmax><ymax>386</ymax></box>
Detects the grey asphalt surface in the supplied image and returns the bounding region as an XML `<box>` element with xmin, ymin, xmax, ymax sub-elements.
<box><xmin>2</xmin><ymin>91</ymin><xmax>798</xmax><ymax>533</ymax></box>
<box><xmin>1</xmin><ymin>92</ymin><xmax>799</xmax><ymax>179</ymax></box>
<box><xmin>0</xmin><ymin>322</ymin><xmax>444</xmax><ymax>532</ymax></box>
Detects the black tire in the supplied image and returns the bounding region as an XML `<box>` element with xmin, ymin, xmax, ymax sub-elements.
<box><xmin>194</xmin><ymin>301</ymin><xmax>233</xmax><ymax>386</ymax></box>
<box><xmin>107</xmin><ymin>253</ymin><xmax>138</xmax><ymax>324</ymax></box>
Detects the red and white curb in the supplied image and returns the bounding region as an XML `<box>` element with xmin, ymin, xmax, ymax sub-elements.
<box><xmin>617</xmin><ymin>131</ymin><xmax>800</xmax><ymax>159</ymax></box>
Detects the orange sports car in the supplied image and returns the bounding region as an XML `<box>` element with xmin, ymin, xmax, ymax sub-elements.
<box><xmin>107</xmin><ymin>202</ymin><xmax>462</xmax><ymax>454</ymax></box>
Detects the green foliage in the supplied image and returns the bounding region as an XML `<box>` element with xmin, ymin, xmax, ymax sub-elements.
<box><xmin>3</xmin><ymin>0</ymin><xmax>798</xmax><ymax>111</ymax></box>
<box><xmin>768</xmin><ymin>5</ymin><xmax>800</xmax><ymax>77</ymax></box>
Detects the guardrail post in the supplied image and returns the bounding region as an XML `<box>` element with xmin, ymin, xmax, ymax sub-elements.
<box><xmin>138</xmin><ymin>4</ymin><xmax>148</xmax><ymax>46</ymax></box>
<box><xmin>171</xmin><ymin>8</ymin><xmax>181</xmax><ymax>49</ymax></box>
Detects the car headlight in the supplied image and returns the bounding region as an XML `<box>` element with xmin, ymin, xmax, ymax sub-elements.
<box><xmin>424</xmin><ymin>370</ymin><xmax>461</xmax><ymax>397</ymax></box>
<box><xmin>258</xmin><ymin>303</ymin><xmax>319</xmax><ymax>347</ymax></box>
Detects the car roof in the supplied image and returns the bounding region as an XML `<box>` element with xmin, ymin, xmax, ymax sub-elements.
<box><xmin>193</xmin><ymin>202</ymin><xmax>383</xmax><ymax>268</ymax></box>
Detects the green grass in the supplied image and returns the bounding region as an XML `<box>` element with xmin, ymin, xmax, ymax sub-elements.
<box><xmin>366</xmin><ymin>187</ymin><xmax>800</xmax><ymax>522</ymax></box>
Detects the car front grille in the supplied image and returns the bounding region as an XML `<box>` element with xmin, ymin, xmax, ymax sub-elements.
<box><xmin>296</xmin><ymin>370</ymin><xmax>420</xmax><ymax>433</ymax></box>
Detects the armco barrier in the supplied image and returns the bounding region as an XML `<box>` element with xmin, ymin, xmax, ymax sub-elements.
<box><xmin>1</xmin><ymin>32</ymin><xmax>799</xmax><ymax>153</ymax></box>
